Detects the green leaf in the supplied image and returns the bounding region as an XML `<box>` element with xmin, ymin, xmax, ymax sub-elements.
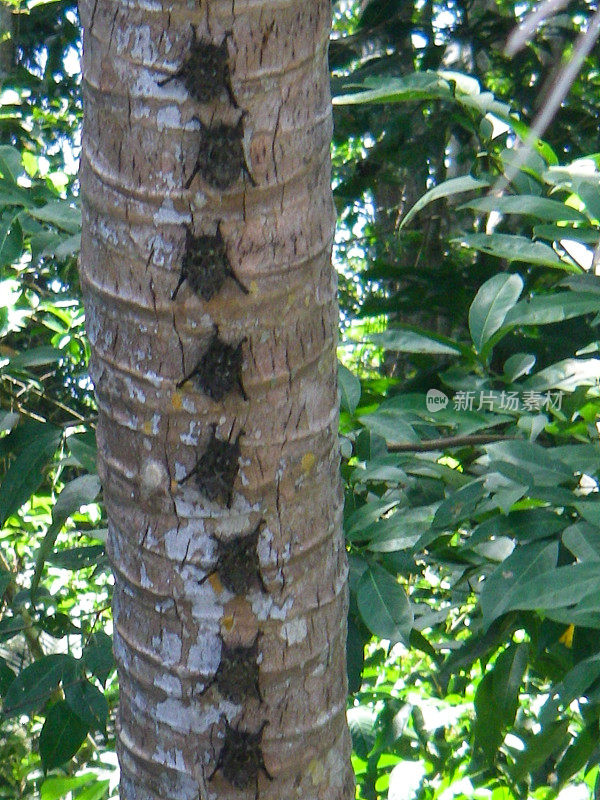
<box><xmin>433</xmin><ymin>479</ymin><xmax>486</xmax><ymax>529</ymax></box>
<box><xmin>510</xmin><ymin>721</ymin><xmax>570</xmax><ymax>783</ymax></box>
<box><xmin>40</xmin><ymin>773</ymin><xmax>97</xmax><ymax>800</ymax></box>
<box><xmin>364</xmin><ymin>504</ymin><xmax>437</xmax><ymax>552</ymax></box>
<box><xmin>334</xmin><ymin>71</ymin><xmax>454</xmax><ymax>108</ymax></box>
<box><xmin>0</xmin><ymin>423</ymin><xmax>62</xmax><ymax>527</ymax></box>
<box><xmin>473</xmin><ymin>643</ymin><xmax>528</xmax><ymax>764</ymax></box>
<box><xmin>54</xmin><ymin>233</ymin><xmax>81</xmax><ymax>259</ymax></box>
<box><xmin>459</xmin><ymin>195</ymin><xmax>587</xmax><ymax>222</ymax></box>
<box><xmin>31</xmin><ymin>475</ymin><xmax>102</xmax><ymax>596</ymax></box>
<box><xmin>0</xmin><ymin>614</ymin><xmax>25</xmax><ymax>643</ymax></box>
<box><xmin>575</xmin><ymin>181</ymin><xmax>600</xmax><ymax>221</ymax></box>
<box><xmin>5</xmin><ymin>346</ymin><xmax>64</xmax><ymax>370</ymax></box>
<box><xmin>39</xmin><ymin>612</ymin><xmax>80</xmax><ymax>638</ymax></box>
<box><xmin>523</xmin><ymin>357</ymin><xmax>600</xmax><ymax>392</ymax></box>
<box><xmin>556</xmin><ymin>727</ymin><xmax>597</xmax><ymax>787</ymax></box>
<box><xmin>482</xmin><ymin>440</ymin><xmax>572</xmax><ymax>487</ymax></box>
<box><xmin>0</xmin><ymin>146</ymin><xmax>23</xmax><ymax>182</ymax></box>
<box><xmin>67</xmin><ymin>431</ymin><xmax>98</xmax><ymax>473</ymax></box>
<box><xmin>534</xmin><ymin>223</ymin><xmax>600</xmax><ymax>244</ymax></box>
<box><xmin>46</xmin><ymin>544</ymin><xmax>106</xmax><ymax>570</ymax></box>
<box><xmin>503</xmin><ymin>352</ymin><xmax>536</xmax><ymax>381</ymax></box>
<box><xmin>345</xmin><ymin>499</ymin><xmax>401</xmax><ymax>542</ymax></box>
<box><xmin>544</xmin><ymin>592</ymin><xmax>600</xmax><ymax>629</ymax></box>
<box><xmin>472</xmin><ymin>671</ymin><xmax>502</xmax><ymax>764</ymax></box>
<box><xmin>541</xmin><ymin>655</ymin><xmax>600</xmax><ymax>726</ymax></box>
<box><xmin>370</xmin><ymin>328</ymin><xmax>462</xmax><ymax>355</ymax></box>
<box><xmin>338</xmin><ymin>363</ymin><xmax>361</xmax><ymax>414</ymax></box>
<box><xmin>562</xmin><ymin>522</ymin><xmax>600</xmax><ymax>562</ymax></box>
<box><xmin>400</xmin><ymin>175</ymin><xmax>490</xmax><ymax>229</ymax></box>
<box><xmin>471</xmin><ymin>509</ymin><xmax>565</xmax><ymax>545</ymax></box>
<box><xmin>82</xmin><ymin>632</ymin><xmax>115</xmax><ymax>686</ymax></box>
<box><xmin>0</xmin><ymin>213</ymin><xmax>23</xmax><ymax>266</ymax></box>
<box><xmin>504</xmin><ymin>292</ymin><xmax>600</xmax><ymax>327</ymax></box>
<box><xmin>72</xmin><ymin>780</ymin><xmax>110</xmax><ymax>800</ymax></box>
<box><xmin>39</xmin><ymin>700</ymin><xmax>88</xmax><ymax>771</ymax></box>
<box><xmin>0</xmin><ymin>566</ymin><xmax>12</xmax><ymax>598</ymax></box>
<box><xmin>506</xmin><ymin>562</ymin><xmax>600</xmax><ymax>611</ymax></box>
<box><xmin>347</xmin><ymin>705</ymin><xmax>377</xmax><ymax>759</ymax></box>
<box><xmin>357</xmin><ymin>564</ymin><xmax>413</xmax><ymax>643</ymax></box>
<box><xmin>360</xmin><ymin>408</ymin><xmax>419</xmax><ymax>445</ymax></box>
<box><xmin>0</xmin><ymin>178</ymin><xmax>35</xmax><ymax>207</ymax></box>
<box><xmin>480</xmin><ymin>541</ymin><xmax>558</xmax><ymax>629</ymax></box>
<box><xmin>469</xmin><ymin>273</ymin><xmax>523</xmax><ymax>352</ymax></box>
<box><xmin>453</xmin><ymin>233</ymin><xmax>572</xmax><ymax>269</ymax></box>
<box><xmin>0</xmin><ymin>656</ymin><xmax>16</xmax><ymax>696</ymax></box>
<box><xmin>64</xmin><ymin>678</ymin><xmax>108</xmax><ymax>733</ymax></box>
<box><xmin>346</xmin><ymin>616</ymin><xmax>365</xmax><ymax>695</ymax></box>
<box><xmin>350</xmin><ymin>456</ymin><xmax>407</xmax><ymax>486</ymax></box>
<box><xmin>3</xmin><ymin>653</ymin><xmax>77</xmax><ymax>717</ymax></box>
<box><xmin>28</xmin><ymin>201</ymin><xmax>81</xmax><ymax>233</ymax></box>
<box><xmin>492</xmin><ymin>643</ymin><xmax>529</xmax><ymax>726</ymax></box>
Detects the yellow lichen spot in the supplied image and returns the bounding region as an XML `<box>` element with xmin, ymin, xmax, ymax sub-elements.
<box><xmin>170</xmin><ymin>479</ymin><xmax>178</xmax><ymax>493</ymax></box>
<box><xmin>301</xmin><ymin>452</ymin><xmax>316</xmax><ymax>475</ymax></box>
<box><xmin>142</xmin><ymin>420</ymin><xmax>153</xmax><ymax>434</ymax></box>
<box><xmin>249</xmin><ymin>280</ymin><xmax>258</xmax><ymax>295</ymax></box>
<box><xmin>171</xmin><ymin>392</ymin><xmax>183</xmax><ymax>409</ymax></box>
<box><xmin>304</xmin><ymin>294</ymin><xmax>310</xmax><ymax>307</ymax></box>
<box><xmin>559</xmin><ymin>624</ymin><xmax>575</xmax><ymax>648</ymax></box>
<box><xmin>308</xmin><ymin>758</ymin><xmax>325</xmax><ymax>785</ymax></box>
<box><xmin>221</xmin><ymin>614</ymin><xmax>234</xmax><ymax>632</ymax></box>
<box><xmin>208</xmin><ymin>573</ymin><xmax>224</xmax><ymax>594</ymax></box>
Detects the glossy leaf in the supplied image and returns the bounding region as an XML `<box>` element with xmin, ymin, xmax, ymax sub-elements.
<box><xmin>399</xmin><ymin>174</ymin><xmax>490</xmax><ymax>229</ymax></box>
<box><xmin>0</xmin><ymin>424</ymin><xmax>62</xmax><ymax>527</ymax></box>
<box><xmin>40</xmin><ymin>774</ymin><xmax>97</xmax><ymax>800</ymax></box>
<box><xmin>469</xmin><ymin>273</ymin><xmax>523</xmax><ymax>351</ymax></box>
<box><xmin>64</xmin><ymin>678</ymin><xmax>109</xmax><ymax>733</ymax></box>
<box><xmin>433</xmin><ymin>479</ymin><xmax>486</xmax><ymax>529</ymax></box>
<box><xmin>482</xmin><ymin>440</ymin><xmax>572</xmax><ymax>486</ymax></box>
<box><xmin>338</xmin><ymin>363</ymin><xmax>361</xmax><ymax>414</ymax></box>
<box><xmin>31</xmin><ymin>475</ymin><xmax>101</xmax><ymax>596</ymax></box>
<box><xmin>480</xmin><ymin>541</ymin><xmax>558</xmax><ymax>629</ymax></box>
<box><xmin>357</xmin><ymin>564</ymin><xmax>413</xmax><ymax>643</ymax></box>
<box><xmin>82</xmin><ymin>632</ymin><xmax>115</xmax><ymax>686</ymax></box>
<box><xmin>503</xmin><ymin>292</ymin><xmax>600</xmax><ymax>327</ymax></box>
<box><xmin>459</xmin><ymin>195</ymin><xmax>587</xmax><ymax>222</ymax></box>
<box><xmin>371</xmin><ymin>328</ymin><xmax>462</xmax><ymax>355</ymax></box>
<box><xmin>360</xmin><ymin>408</ymin><xmax>419</xmax><ymax>445</ymax></box>
<box><xmin>453</xmin><ymin>233</ymin><xmax>572</xmax><ymax>269</ymax></box>
<box><xmin>505</xmin><ymin>562</ymin><xmax>600</xmax><ymax>611</ymax></box>
<box><xmin>67</xmin><ymin>431</ymin><xmax>98</xmax><ymax>474</ymax></box>
<box><xmin>28</xmin><ymin>201</ymin><xmax>81</xmax><ymax>233</ymax></box>
<box><xmin>3</xmin><ymin>653</ymin><xmax>77</xmax><ymax>717</ymax></box>
<box><xmin>39</xmin><ymin>700</ymin><xmax>89</xmax><ymax>771</ymax></box>
<box><xmin>46</xmin><ymin>544</ymin><xmax>106</xmax><ymax>570</ymax></box>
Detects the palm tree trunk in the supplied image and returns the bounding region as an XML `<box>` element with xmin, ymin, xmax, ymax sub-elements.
<box><xmin>78</xmin><ymin>1</ymin><xmax>354</xmax><ymax>798</ymax></box>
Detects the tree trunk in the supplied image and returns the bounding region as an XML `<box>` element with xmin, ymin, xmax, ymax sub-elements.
<box><xmin>0</xmin><ymin>2</ymin><xmax>14</xmax><ymax>80</ymax></box>
<box><xmin>78</xmin><ymin>1</ymin><xmax>354</xmax><ymax>799</ymax></box>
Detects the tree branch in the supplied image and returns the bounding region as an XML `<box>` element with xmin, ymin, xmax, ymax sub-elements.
<box><xmin>388</xmin><ymin>433</ymin><xmax>515</xmax><ymax>452</ymax></box>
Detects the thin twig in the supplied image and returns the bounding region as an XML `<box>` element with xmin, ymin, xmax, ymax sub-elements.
<box><xmin>505</xmin><ymin>0</ymin><xmax>571</xmax><ymax>56</ymax></box>
<box><xmin>388</xmin><ymin>433</ymin><xmax>516</xmax><ymax>452</ymax></box>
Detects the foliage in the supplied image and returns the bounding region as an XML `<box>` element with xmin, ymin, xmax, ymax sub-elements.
<box><xmin>1</xmin><ymin>1</ymin><xmax>600</xmax><ymax>799</ymax></box>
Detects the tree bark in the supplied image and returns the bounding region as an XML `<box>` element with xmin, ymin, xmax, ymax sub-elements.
<box><xmin>78</xmin><ymin>1</ymin><xmax>354</xmax><ymax>798</ymax></box>
<box><xmin>0</xmin><ymin>2</ymin><xmax>14</xmax><ymax>80</ymax></box>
